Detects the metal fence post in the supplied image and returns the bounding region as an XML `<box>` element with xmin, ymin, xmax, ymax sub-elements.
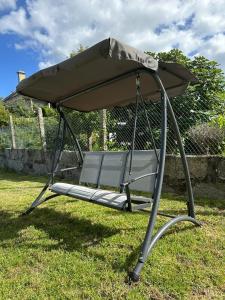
<box><xmin>37</xmin><ymin>107</ymin><xmax>47</xmax><ymax>151</ymax></box>
<box><xmin>9</xmin><ymin>115</ymin><xmax>16</xmax><ymax>149</ymax></box>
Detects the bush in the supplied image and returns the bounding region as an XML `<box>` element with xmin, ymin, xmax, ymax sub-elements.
<box><xmin>44</xmin><ymin>117</ymin><xmax>59</xmax><ymax>150</ymax></box>
<box><xmin>7</xmin><ymin>98</ymin><xmax>36</xmax><ymax>117</ymax></box>
<box><xmin>0</xmin><ymin>102</ymin><xmax>9</xmax><ymax>126</ymax></box>
<box><xmin>185</xmin><ymin>123</ymin><xmax>225</xmax><ymax>155</ymax></box>
<box><xmin>0</xmin><ymin>127</ymin><xmax>11</xmax><ymax>149</ymax></box>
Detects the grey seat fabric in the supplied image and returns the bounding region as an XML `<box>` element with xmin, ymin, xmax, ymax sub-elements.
<box><xmin>98</xmin><ymin>151</ymin><xmax>128</xmax><ymax>188</ymax></box>
<box><xmin>50</xmin><ymin>183</ymin><xmax>97</xmax><ymax>200</ymax></box>
<box><xmin>124</xmin><ymin>150</ymin><xmax>159</xmax><ymax>192</ymax></box>
<box><xmin>91</xmin><ymin>190</ymin><xmax>128</xmax><ymax>209</ymax></box>
<box><xmin>50</xmin><ymin>182</ymin><xmax>128</xmax><ymax>210</ymax></box>
<box><xmin>79</xmin><ymin>152</ymin><xmax>103</xmax><ymax>185</ymax></box>
<box><xmin>50</xmin><ymin>150</ymin><xmax>158</xmax><ymax>210</ymax></box>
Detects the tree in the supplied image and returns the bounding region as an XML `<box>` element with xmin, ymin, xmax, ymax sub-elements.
<box><xmin>6</xmin><ymin>97</ymin><xmax>37</xmax><ymax>118</ymax></box>
<box><xmin>66</xmin><ymin>109</ymin><xmax>99</xmax><ymax>151</ymax></box>
<box><xmin>69</xmin><ymin>45</ymin><xmax>108</xmax><ymax>151</ymax></box>
<box><xmin>107</xmin><ymin>49</ymin><xmax>225</xmax><ymax>153</ymax></box>
<box><xmin>146</xmin><ymin>49</ymin><xmax>225</xmax><ymax>121</ymax></box>
<box><xmin>70</xmin><ymin>44</ymin><xmax>88</xmax><ymax>58</ymax></box>
<box><xmin>0</xmin><ymin>102</ymin><xmax>9</xmax><ymax>126</ymax></box>
<box><xmin>146</xmin><ymin>49</ymin><xmax>225</xmax><ymax>145</ymax></box>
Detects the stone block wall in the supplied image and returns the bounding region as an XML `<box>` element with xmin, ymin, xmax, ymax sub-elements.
<box><xmin>0</xmin><ymin>149</ymin><xmax>224</xmax><ymax>199</ymax></box>
<box><xmin>164</xmin><ymin>155</ymin><xmax>225</xmax><ymax>199</ymax></box>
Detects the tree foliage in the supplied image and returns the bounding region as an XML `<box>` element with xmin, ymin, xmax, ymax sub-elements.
<box><xmin>70</xmin><ymin>44</ymin><xmax>88</xmax><ymax>58</ymax></box>
<box><xmin>146</xmin><ymin>49</ymin><xmax>225</xmax><ymax>116</ymax></box>
<box><xmin>0</xmin><ymin>102</ymin><xmax>9</xmax><ymax>126</ymax></box>
<box><xmin>6</xmin><ymin>98</ymin><xmax>37</xmax><ymax>117</ymax></box>
<box><xmin>108</xmin><ymin>49</ymin><xmax>225</xmax><ymax>152</ymax></box>
<box><xmin>1</xmin><ymin>48</ymin><xmax>224</xmax><ymax>154</ymax></box>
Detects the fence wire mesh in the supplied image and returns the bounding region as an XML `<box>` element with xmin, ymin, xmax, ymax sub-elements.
<box><xmin>0</xmin><ymin>98</ymin><xmax>224</xmax><ymax>156</ymax></box>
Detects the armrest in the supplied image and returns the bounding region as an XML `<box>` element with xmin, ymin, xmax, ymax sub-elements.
<box><xmin>48</xmin><ymin>166</ymin><xmax>81</xmax><ymax>175</ymax></box>
<box><xmin>121</xmin><ymin>172</ymin><xmax>157</xmax><ymax>187</ymax></box>
<box><xmin>59</xmin><ymin>166</ymin><xmax>80</xmax><ymax>172</ymax></box>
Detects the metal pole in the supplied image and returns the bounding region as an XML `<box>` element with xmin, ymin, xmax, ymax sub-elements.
<box><xmin>128</xmin><ymin>74</ymin><xmax>140</xmax><ymax>176</ymax></box>
<box><xmin>131</xmin><ymin>72</ymin><xmax>167</xmax><ymax>281</ymax></box>
<box><xmin>141</xmin><ymin>98</ymin><xmax>159</xmax><ymax>162</ymax></box>
<box><xmin>57</xmin><ymin>107</ymin><xmax>83</xmax><ymax>164</ymax></box>
<box><xmin>166</xmin><ymin>97</ymin><xmax>195</xmax><ymax>218</ymax></box>
<box><xmin>50</xmin><ymin>119</ymin><xmax>66</xmax><ymax>183</ymax></box>
<box><xmin>22</xmin><ymin>112</ymin><xmax>66</xmax><ymax>215</ymax></box>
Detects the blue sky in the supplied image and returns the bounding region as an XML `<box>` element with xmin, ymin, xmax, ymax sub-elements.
<box><xmin>0</xmin><ymin>33</ymin><xmax>38</xmax><ymax>96</ymax></box>
<box><xmin>0</xmin><ymin>0</ymin><xmax>225</xmax><ymax>98</ymax></box>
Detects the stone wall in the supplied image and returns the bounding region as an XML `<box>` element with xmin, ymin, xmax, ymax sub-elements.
<box><xmin>0</xmin><ymin>149</ymin><xmax>81</xmax><ymax>180</ymax></box>
<box><xmin>164</xmin><ymin>155</ymin><xmax>225</xmax><ymax>200</ymax></box>
<box><xmin>0</xmin><ymin>149</ymin><xmax>224</xmax><ymax>200</ymax></box>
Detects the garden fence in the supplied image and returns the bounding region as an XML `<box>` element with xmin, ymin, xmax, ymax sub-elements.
<box><xmin>0</xmin><ymin>98</ymin><xmax>224</xmax><ymax>155</ymax></box>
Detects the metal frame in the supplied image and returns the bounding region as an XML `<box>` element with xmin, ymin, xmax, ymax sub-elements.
<box><xmin>128</xmin><ymin>72</ymin><xmax>201</xmax><ymax>282</ymax></box>
<box><xmin>21</xmin><ymin>68</ymin><xmax>201</xmax><ymax>282</ymax></box>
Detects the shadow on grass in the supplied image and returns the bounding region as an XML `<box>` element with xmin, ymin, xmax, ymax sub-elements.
<box><xmin>0</xmin><ymin>208</ymin><xmax>120</xmax><ymax>253</ymax></box>
<box><xmin>0</xmin><ymin>206</ymin><xmax>203</xmax><ymax>275</ymax></box>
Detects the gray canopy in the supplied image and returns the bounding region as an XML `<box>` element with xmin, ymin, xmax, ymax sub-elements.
<box><xmin>16</xmin><ymin>37</ymin><xmax>196</xmax><ymax>111</ymax></box>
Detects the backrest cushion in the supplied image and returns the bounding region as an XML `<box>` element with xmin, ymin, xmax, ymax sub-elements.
<box><xmin>79</xmin><ymin>152</ymin><xmax>104</xmax><ymax>185</ymax></box>
<box><xmin>124</xmin><ymin>150</ymin><xmax>159</xmax><ymax>192</ymax></box>
<box><xmin>98</xmin><ymin>151</ymin><xmax>128</xmax><ymax>188</ymax></box>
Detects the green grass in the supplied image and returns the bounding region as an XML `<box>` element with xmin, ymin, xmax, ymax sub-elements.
<box><xmin>0</xmin><ymin>170</ymin><xmax>224</xmax><ymax>300</ymax></box>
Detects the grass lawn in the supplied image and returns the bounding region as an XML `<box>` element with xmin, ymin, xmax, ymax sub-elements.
<box><xmin>0</xmin><ymin>170</ymin><xmax>224</xmax><ymax>299</ymax></box>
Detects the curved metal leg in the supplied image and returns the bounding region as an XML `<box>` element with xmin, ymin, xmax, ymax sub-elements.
<box><xmin>128</xmin><ymin>73</ymin><xmax>168</xmax><ymax>282</ymax></box>
<box><xmin>129</xmin><ymin>72</ymin><xmax>200</xmax><ymax>283</ymax></box>
<box><xmin>130</xmin><ymin>215</ymin><xmax>201</xmax><ymax>281</ymax></box>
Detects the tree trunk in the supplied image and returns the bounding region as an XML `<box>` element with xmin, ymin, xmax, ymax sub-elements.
<box><xmin>88</xmin><ymin>133</ymin><xmax>93</xmax><ymax>151</ymax></box>
<box><xmin>9</xmin><ymin>115</ymin><xmax>16</xmax><ymax>149</ymax></box>
<box><xmin>99</xmin><ymin>109</ymin><xmax>107</xmax><ymax>150</ymax></box>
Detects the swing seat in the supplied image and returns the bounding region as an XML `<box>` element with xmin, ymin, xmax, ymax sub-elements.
<box><xmin>49</xmin><ymin>150</ymin><xmax>158</xmax><ymax>211</ymax></box>
<box><xmin>50</xmin><ymin>183</ymin><xmax>129</xmax><ymax>210</ymax></box>
<box><xmin>18</xmin><ymin>37</ymin><xmax>200</xmax><ymax>282</ymax></box>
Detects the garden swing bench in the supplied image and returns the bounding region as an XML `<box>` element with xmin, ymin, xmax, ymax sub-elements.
<box><xmin>17</xmin><ymin>38</ymin><xmax>201</xmax><ymax>282</ymax></box>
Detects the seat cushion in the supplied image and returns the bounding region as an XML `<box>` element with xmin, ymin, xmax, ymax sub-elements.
<box><xmin>50</xmin><ymin>183</ymin><xmax>97</xmax><ymax>200</ymax></box>
<box><xmin>91</xmin><ymin>190</ymin><xmax>128</xmax><ymax>209</ymax></box>
<box><xmin>50</xmin><ymin>183</ymin><xmax>128</xmax><ymax>210</ymax></box>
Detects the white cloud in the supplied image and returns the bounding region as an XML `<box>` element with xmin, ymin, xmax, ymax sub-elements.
<box><xmin>0</xmin><ymin>8</ymin><xmax>29</xmax><ymax>35</ymax></box>
<box><xmin>0</xmin><ymin>0</ymin><xmax>17</xmax><ymax>11</ymax></box>
<box><xmin>0</xmin><ymin>0</ymin><xmax>224</xmax><ymax>73</ymax></box>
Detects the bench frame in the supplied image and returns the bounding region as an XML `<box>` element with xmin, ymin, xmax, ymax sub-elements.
<box><xmin>22</xmin><ymin>69</ymin><xmax>201</xmax><ymax>282</ymax></box>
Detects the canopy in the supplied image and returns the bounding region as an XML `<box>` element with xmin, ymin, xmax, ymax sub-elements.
<box><xmin>16</xmin><ymin>37</ymin><xmax>196</xmax><ymax>111</ymax></box>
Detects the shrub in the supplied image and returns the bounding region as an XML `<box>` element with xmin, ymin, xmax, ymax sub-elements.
<box><xmin>185</xmin><ymin>123</ymin><xmax>225</xmax><ymax>155</ymax></box>
<box><xmin>0</xmin><ymin>127</ymin><xmax>11</xmax><ymax>149</ymax></box>
<box><xmin>0</xmin><ymin>102</ymin><xmax>9</xmax><ymax>126</ymax></box>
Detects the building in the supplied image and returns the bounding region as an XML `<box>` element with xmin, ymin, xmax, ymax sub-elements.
<box><xmin>3</xmin><ymin>71</ymin><xmax>48</xmax><ymax>108</ymax></box>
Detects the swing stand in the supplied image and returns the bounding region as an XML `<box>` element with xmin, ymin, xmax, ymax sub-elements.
<box><xmin>17</xmin><ymin>37</ymin><xmax>201</xmax><ymax>282</ymax></box>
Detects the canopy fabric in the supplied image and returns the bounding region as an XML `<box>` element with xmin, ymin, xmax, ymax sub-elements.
<box><xmin>16</xmin><ymin>37</ymin><xmax>196</xmax><ymax>111</ymax></box>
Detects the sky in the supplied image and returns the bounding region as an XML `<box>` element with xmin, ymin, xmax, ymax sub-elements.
<box><xmin>0</xmin><ymin>0</ymin><xmax>225</xmax><ymax>98</ymax></box>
